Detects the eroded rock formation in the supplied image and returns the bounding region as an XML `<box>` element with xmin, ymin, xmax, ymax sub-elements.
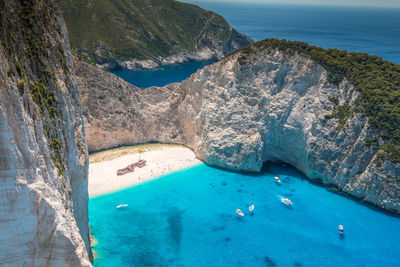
<box><xmin>76</xmin><ymin>45</ymin><xmax>400</xmax><ymax>212</ymax></box>
<box><xmin>0</xmin><ymin>0</ymin><xmax>91</xmax><ymax>265</ymax></box>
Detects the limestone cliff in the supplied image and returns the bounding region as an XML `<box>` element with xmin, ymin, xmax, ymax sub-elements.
<box><xmin>75</xmin><ymin>59</ymin><xmax>189</xmax><ymax>151</ymax></box>
<box><xmin>0</xmin><ymin>0</ymin><xmax>91</xmax><ymax>265</ymax></box>
<box><xmin>76</xmin><ymin>41</ymin><xmax>400</xmax><ymax>213</ymax></box>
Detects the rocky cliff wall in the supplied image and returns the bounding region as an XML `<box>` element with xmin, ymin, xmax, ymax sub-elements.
<box><xmin>75</xmin><ymin>59</ymin><xmax>189</xmax><ymax>151</ymax></box>
<box><xmin>76</xmin><ymin>46</ymin><xmax>399</xmax><ymax>213</ymax></box>
<box><xmin>0</xmin><ymin>0</ymin><xmax>91</xmax><ymax>265</ymax></box>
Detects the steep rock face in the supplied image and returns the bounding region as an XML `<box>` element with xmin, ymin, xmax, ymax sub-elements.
<box><xmin>0</xmin><ymin>0</ymin><xmax>91</xmax><ymax>265</ymax></box>
<box><xmin>62</xmin><ymin>0</ymin><xmax>252</xmax><ymax>70</ymax></box>
<box><xmin>76</xmin><ymin>48</ymin><xmax>399</xmax><ymax>212</ymax></box>
<box><xmin>75</xmin><ymin>59</ymin><xmax>190</xmax><ymax>151</ymax></box>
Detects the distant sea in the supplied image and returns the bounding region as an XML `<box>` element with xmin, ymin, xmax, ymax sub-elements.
<box><xmin>113</xmin><ymin>3</ymin><xmax>400</xmax><ymax>87</ymax></box>
<box><xmin>186</xmin><ymin>2</ymin><xmax>400</xmax><ymax>64</ymax></box>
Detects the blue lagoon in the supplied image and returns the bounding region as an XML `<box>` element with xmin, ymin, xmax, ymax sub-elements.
<box><xmin>90</xmin><ymin>163</ymin><xmax>400</xmax><ymax>266</ymax></box>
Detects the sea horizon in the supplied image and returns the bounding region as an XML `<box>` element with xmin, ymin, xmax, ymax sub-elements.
<box><xmin>184</xmin><ymin>1</ymin><xmax>400</xmax><ymax>10</ymax></box>
<box><xmin>186</xmin><ymin>1</ymin><xmax>400</xmax><ymax>64</ymax></box>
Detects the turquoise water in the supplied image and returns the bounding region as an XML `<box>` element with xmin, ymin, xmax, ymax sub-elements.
<box><xmin>111</xmin><ymin>60</ymin><xmax>214</xmax><ymax>88</ymax></box>
<box><xmin>90</xmin><ymin>163</ymin><xmax>400</xmax><ymax>266</ymax></box>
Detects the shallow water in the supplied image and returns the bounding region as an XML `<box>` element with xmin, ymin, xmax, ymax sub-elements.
<box><xmin>90</xmin><ymin>163</ymin><xmax>400</xmax><ymax>266</ymax></box>
<box><xmin>111</xmin><ymin>60</ymin><xmax>214</xmax><ymax>88</ymax></box>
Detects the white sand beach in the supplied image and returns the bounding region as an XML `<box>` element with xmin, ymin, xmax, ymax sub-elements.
<box><xmin>88</xmin><ymin>144</ymin><xmax>202</xmax><ymax>196</ymax></box>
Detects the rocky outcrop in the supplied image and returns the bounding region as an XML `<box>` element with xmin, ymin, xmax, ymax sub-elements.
<box><xmin>0</xmin><ymin>0</ymin><xmax>91</xmax><ymax>265</ymax></box>
<box><xmin>62</xmin><ymin>0</ymin><xmax>252</xmax><ymax>70</ymax></box>
<box><xmin>76</xmin><ymin>45</ymin><xmax>400</xmax><ymax>213</ymax></box>
<box><xmin>121</xmin><ymin>29</ymin><xmax>252</xmax><ymax>70</ymax></box>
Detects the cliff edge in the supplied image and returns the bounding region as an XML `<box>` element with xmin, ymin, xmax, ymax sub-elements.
<box><xmin>76</xmin><ymin>40</ymin><xmax>400</xmax><ymax>213</ymax></box>
<box><xmin>0</xmin><ymin>0</ymin><xmax>91</xmax><ymax>265</ymax></box>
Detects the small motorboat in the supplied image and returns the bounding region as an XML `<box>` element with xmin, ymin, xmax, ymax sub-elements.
<box><xmin>280</xmin><ymin>197</ymin><xmax>292</xmax><ymax>206</ymax></box>
<box><xmin>236</xmin><ymin>209</ymin><xmax>245</xmax><ymax>216</ymax></box>
<box><xmin>338</xmin><ymin>224</ymin><xmax>344</xmax><ymax>234</ymax></box>
<box><xmin>274</xmin><ymin>176</ymin><xmax>281</xmax><ymax>183</ymax></box>
<box><xmin>116</xmin><ymin>204</ymin><xmax>128</xmax><ymax>209</ymax></box>
<box><xmin>249</xmin><ymin>204</ymin><xmax>254</xmax><ymax>212</ymax></box>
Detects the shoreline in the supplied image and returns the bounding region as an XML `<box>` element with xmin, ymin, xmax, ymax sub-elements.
<box><xmin>88</xmin><ymin>144</ymin><xmax>202</xmax><ymax>197</ymax></box>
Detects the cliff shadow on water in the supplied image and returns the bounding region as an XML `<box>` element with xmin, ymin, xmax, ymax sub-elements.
<box><xmin>261</xmin><ymin>161</ymin><xmax>400</xmax><ymax>217</ymax></box>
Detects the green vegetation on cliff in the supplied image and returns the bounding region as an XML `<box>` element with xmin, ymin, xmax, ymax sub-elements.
<box><xmin>62</xmin><ymin>0</ymin><xmax>248</xmax><ymax>64</ymax></box>
<box><xmin>233</xmin><ymin>39</ymin><xmax>400</xmax><ymax>163</ymax></box>
<box><xmin>0</xmin><ymin>0</ymin><xmax>68</xmax><ymax>175</ymax></box>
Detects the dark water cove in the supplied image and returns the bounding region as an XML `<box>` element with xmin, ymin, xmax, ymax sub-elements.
<box><xmin>111</xmin><ymin>60</ymin><xmax>214</xmax><ymax>88</ymax></box>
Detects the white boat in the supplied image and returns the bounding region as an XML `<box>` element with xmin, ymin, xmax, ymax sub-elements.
<box><xmin>249</xmin><ymin>204</ymin><xmax>254</xmax><ymax>212</ymax></box>
<box><xmin>236</xmin><ymin>209</ymin><xmax>245</xmax><ymax>216</ymax></box>
<box><xmin>116</xmin><ymin>204</ymin><xmax>128</xmax><ymax>209</ymax></box>
<box><xmin>280</xmin><ymin>197</ymin><xmax>292</xmax><ymax>206</ymax></box>
<box><xmin>338</xmin><ymin>224</ymin><xmax>344</xmax><ymax>234</ymax></box>
<box><xmin>274</xmin><ymin>176</ymin><xmax>281</xmax><ymax>183</ymax></box>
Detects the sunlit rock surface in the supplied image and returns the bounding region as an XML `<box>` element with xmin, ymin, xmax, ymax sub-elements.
<box><xmin>0</xmin><ymin>0</ymin><xmax>91</xmax><ymax>265</ymax></box>
<box><xmin>76</xmin><ymin>46</ymin><xmax>399</xmax><ymax>213</ymax></box>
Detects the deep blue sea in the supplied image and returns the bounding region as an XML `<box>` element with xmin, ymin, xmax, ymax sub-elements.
<box><xmin>113</xmin><ymin>3</ymin><xmax>400</xmax><ymax>88</ymax></box>
<box><xmin>90</xmin><ymin>163</ymin><xmax>400</xmax><ymax>266</ymax></box>
<box><xmin>186</xmin><ymin>2</ymin><xmax>400</xmax><ymax>64</ymax></box>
